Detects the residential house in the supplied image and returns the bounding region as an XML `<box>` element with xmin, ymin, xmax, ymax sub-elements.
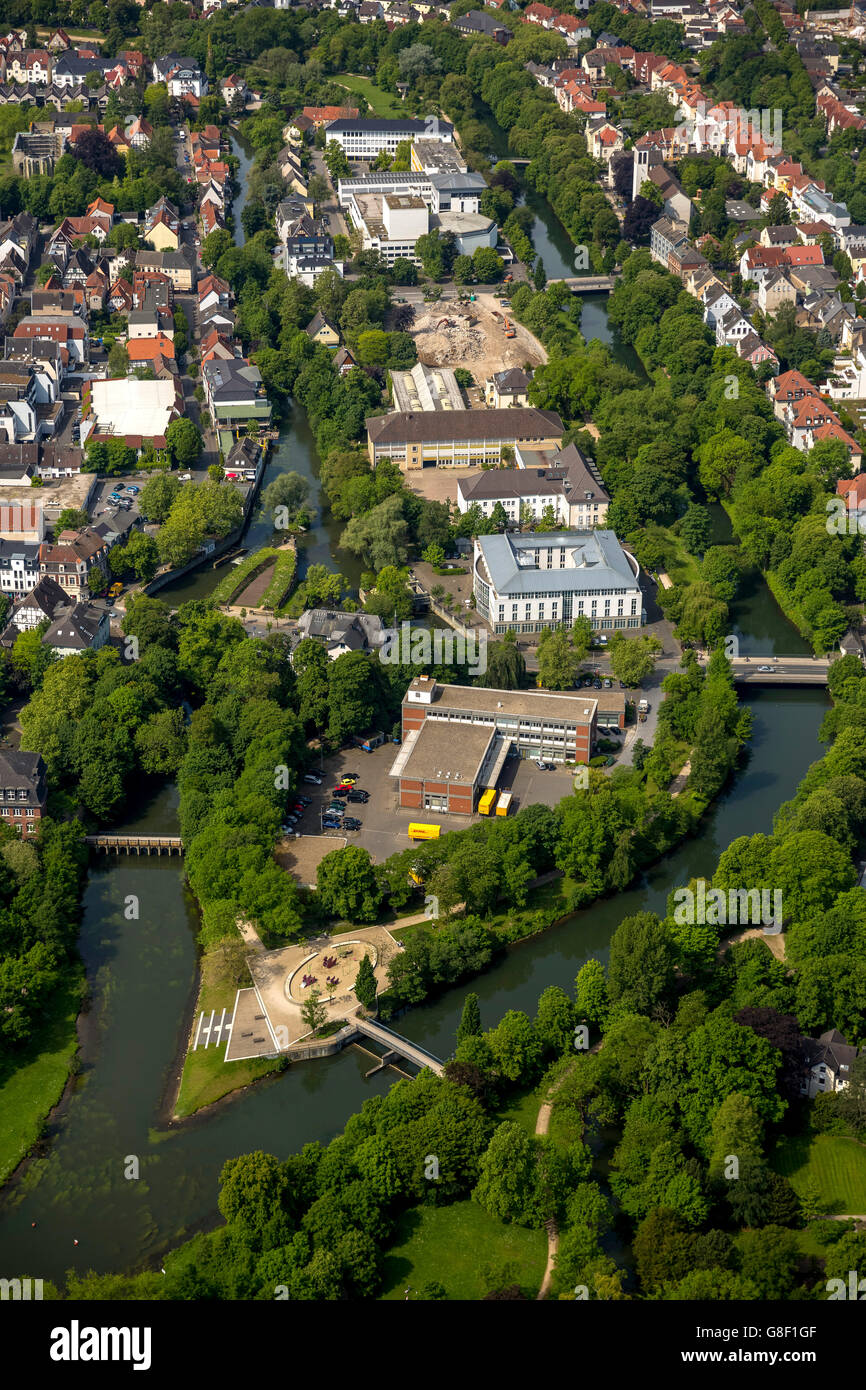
<box><xmin>800</xmin><ymin>1029</ymin><xmax>860</xmax><ymax>1098</ymax></box>
<box><xmin>485</xmin><ymin>367</ymin><xmax>531</xmax><ymax>408</ymax></box>
<box><xmin>44</xmin><ymin>601</ymin><xmax>110</xmax><ymax>656</ymax></box>
<box><xmin>305</xmin><ymin>311</ymin><xmax>341</xmax><ymax>347</ymax></box>
<box><xmin>0</xmin><ymin>750</ymin><xmax>46</xmax><ymax>836</ymax></box>
<box><xmin>39</xmin><ymin>526</ymin><xmax>109</xmax><ymax>597</ymax></box>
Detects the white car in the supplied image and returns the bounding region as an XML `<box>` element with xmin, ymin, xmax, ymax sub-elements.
<box><xmin>178</xmin><ymin>473</ymin><xmax>192</xmax><ymax>481</ymax></box>
<box><xmin>757</xmin><ymin>665</ymin><xmax>775</xmax><ymax>672</ymax></box>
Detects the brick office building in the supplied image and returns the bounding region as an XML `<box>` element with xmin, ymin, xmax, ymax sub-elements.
<box><xmin>391</xmin><ymin>676</ymin><xmax>598</xmax><ymax>814</ymax></box>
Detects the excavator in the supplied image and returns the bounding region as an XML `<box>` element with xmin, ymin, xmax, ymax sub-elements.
<box><xmin>503</xmin><ymin>318</ymin><xmax>516</xmax><ymax>339</ymax></box>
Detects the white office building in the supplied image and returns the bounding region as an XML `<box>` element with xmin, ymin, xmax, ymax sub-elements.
<box><xmin>325</xmin><ymin>117</ymin><xmax>454</xmax><ymax>160</ymax></box>
<box><xmin>458</xmin><ymin>443</ymin><xmax>610</xmax><ymax>529</ymax></box>
<box><xmin>473</xmin><ymin>529</ymin><xmax>643</xmax><ymax>635</ymax></box>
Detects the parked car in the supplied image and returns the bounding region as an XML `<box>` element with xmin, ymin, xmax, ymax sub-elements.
<box><xmin>339</xmin><ymin>773</ymin><xmax>360</xmax><ymax>783</ymax></box>
<box><xmin>296</xmin><ymin>795</ymin><xmax>312</xmax><ymax>806</ymax></box>
<box><xmin>603</xmin><ymin>678</ymin><xmax>612</xmax><ymax>688</ymax></box>
<box><xmin>347</xmin><ymin>790</ymin><xmax>369</xmax><ymax>803</ymax></box>
<box><xmin>343</xmin><ymin>817</ymin><xmax>361</xmax><ymax>831</ymax></box>
<box><xmin>303</xmin><ymin>773</ymin><xmax>322</xmax><ymax>785</ymax></box>
<box><xmin>333</xmin><ymin>784</ymin><xmax>353</xmax><ymax>795</ymax></box>
<box><xmin>534</xmin><ymin>759</ymin><xmax>547</xmax><ymax>770</ymax></box>
<box><xmin>178</xmin><ymin>473</ymin><xmax>192</xmax><ymax>482</ymax></box>
<box><xmin>125</xmin><ymin>485</ymin><xmax>139</xmax><ymax>494</ymax></box>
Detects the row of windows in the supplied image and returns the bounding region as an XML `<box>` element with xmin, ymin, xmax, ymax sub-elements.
<box><xmin>493</xmin><ymin>617</ymin><xmax>642</xmax><ymax>634</ymax></box>
<box><xmin>499</xmin><ymin>594</ymin><xmax>638</xmax><ymax>609</ymax></box>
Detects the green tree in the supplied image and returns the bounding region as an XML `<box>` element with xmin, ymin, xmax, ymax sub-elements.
<box><xmin>457</xmin><ymin>992</ymin><xmax>482</xmax><ymax>1045</ymax></box>
<box><xmin>607</xmin><ymin>912</ymin><xmax>676</xmax><ymax>1016</ymax></box>
<box><xmin>166</xmin><ymin>418</ymin><xmax>203</xmax><ymax>468</ymax></box>
<box><xmin>316</xmin><ymin>845</ymin><xmax>382</xmax><ymax>923</ymax></box>
<box><xmin>108</xmin><ymin>341</ymin><xmax>128</xmax><ymax>377</ymax></box>
<box><xmin>301</xmin><ymin>990</ymin><xmax>328</xmax><ymax>1036</ymax></box>
<box><xmin>575</xmin><ymin>958</ymin><xmax>609</xmax><ymax>1029</ymax></box>
<box><xmin>537</xmin><ymin>628</ymin><xmax>579</xmax><ymax>690</ymax></box>
<box><xmin>354</xmin><ymin>953</ymin><xmax>378</xmax><ymax>1011</ymax></box>
<box><xmin>607</xmin><ymin>633</ymin><xmax>662</xmax><ymax>689</ymax></box>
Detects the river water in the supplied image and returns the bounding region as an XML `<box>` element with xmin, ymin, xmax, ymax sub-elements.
<box><xmin>0</xmin><ymin>122</ymin><xmax>831</xmax><ymax>1285</ymax></box>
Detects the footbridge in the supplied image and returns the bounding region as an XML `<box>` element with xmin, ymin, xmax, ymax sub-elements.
<box><xmin>561</xmin><ymin>275</ymin><xmax>619</xmax><ymax>293</ymax></box>
<box><xmin>354</xmin><ymin>1016</ymin><xmax>445</xmax><ymax>1075</ymax></box>
<box><xmin>85</xmin><ymin>835</ymin><xmax>184</xmax><ymax>855</ymax></box>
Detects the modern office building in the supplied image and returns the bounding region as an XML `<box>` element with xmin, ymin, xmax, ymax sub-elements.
<box><xmin>473</xmin><ymin>529</ymin><xmax>643</xmax><ymax>635</ymax></box>
<box><xmin>390</xmin><ymin>675</ymin><xmax>599</xmax><ymax>811</ymax></box>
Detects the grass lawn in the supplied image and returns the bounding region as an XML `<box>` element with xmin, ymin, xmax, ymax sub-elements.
<box><xmin>174</xmin><ymin>947</ymin><xmax>280</xmax><ymax>1118</ymax></box>
<box><xmin>0</xmin><ymin>970</ymin><xmax>83</xmax><ymax>1184</ymax></box>
<box><xmin>771</xmin><ymin>1134</ymin><xmax>866</xmax><ymax>1215</ymax></box>
<box><xmin>379</xmin><ymin>1200</ymin><xmax>547</xmax><ymax>1300</ymax></box>
<box><xmin>494</xmin><ymin>1082</ymin><xmax>544</xmax><ymax>1137</ymax></box>
<box><xmin>335</xmin><ymin>74</ymin><xmax>406</xmax><ymax>118</ymax></box>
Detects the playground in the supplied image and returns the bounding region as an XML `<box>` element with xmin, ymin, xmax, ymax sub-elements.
<box><xmin>245</xmin><ymin>924</ymin><xmax>399</xmax><ymax>1049</ymax></box>
<box><xmin>288</xmin><ymin>940</ymin><xmax>379</xmax><ymax>1005</ymax></box>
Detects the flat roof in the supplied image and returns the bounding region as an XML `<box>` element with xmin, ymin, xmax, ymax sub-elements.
<box><xmin>407</xmin><ymin>678</ymin><xmax>598</xmax><ymax>726</ymax></box>
<box><xmin>397</xmin><ymin>719</ymin><xmax>496</xmax><ymax>785</ymax></box>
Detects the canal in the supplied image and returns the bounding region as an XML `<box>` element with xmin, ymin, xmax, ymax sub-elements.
<box><xmin>0</xmin><ymin>117</ymin><xmax>832</xmax><ymax>1286</ymax></box>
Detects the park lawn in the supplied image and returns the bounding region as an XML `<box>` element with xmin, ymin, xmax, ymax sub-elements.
<box><xmin>335</xmin><ymin>74</ymin><xmax>405</xmax><ymax>117</ymax></box>
<box><xmin>494</xmin><ymin>1082</ymin><xmax>544</xmax><ymax>1137</ymax></box>
<box><xmin>379</xmin><ymin>1199</ymin><xmax>547</xmax><ymax>1300</ymax></box>
<box><xmin>174</xmin><ymin>947</ymin><xmax>280</xmax><ymax>1118</ymax></box>
<box><xmin>0</xmin><ymin>970</ymin><xmax>83</xmax><ymax>1184</ymax></box>
<box><xmin>770</xmin><ymin>1134</ymin><xmax>866</xmax><ymax>1215</ymax></box>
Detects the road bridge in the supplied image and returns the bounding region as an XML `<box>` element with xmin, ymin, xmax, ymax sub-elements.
<box><xmin>722</xmin><ymin>657</ymin><xmax>834</xmax><ymax>686</ymax></box>
<box><xmin>354</xmin><ymin>1016</ymin><xmax>445</xmax><ymax>1076</ymax></box>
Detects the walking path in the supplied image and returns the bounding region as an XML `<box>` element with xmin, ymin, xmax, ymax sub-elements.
<box><xmin>535</xmin><ymin>1087</ymin><xmax>559</xmax><ymax>1301</ymax></box>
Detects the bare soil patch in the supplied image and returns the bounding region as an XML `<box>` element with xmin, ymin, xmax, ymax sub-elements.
<box><xmin>410</xmin><ymin>293</ymin><xmax>546</xmax><ymax>383</ymax></box>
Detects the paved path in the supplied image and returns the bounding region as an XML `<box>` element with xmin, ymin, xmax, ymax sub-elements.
<box><xmin>535</xmin><ymin>1073</ymin><xmax>568</xmax><ymax>1300</ymax></box>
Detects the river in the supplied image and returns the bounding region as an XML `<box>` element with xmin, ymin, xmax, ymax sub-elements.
<box><xmin>0</xmin><ymin>118</ymin><xmax>831</xmax><ymax>1285</ymax></box>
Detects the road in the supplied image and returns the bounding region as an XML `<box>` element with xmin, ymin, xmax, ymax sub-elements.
<box><xmin>310</xmin><ymin>148</ymin><xmax>349</xmax><ymax>240</ymax></box>
<box><xmin>726</xmin><ymin>657</ymin><xmax>833</xmax><ymax>686</ymax></box>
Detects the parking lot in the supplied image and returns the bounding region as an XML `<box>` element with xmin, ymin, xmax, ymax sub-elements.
<box><xmin>284</xmin><ymin>740</ymin><xmax>587</xmax><ymax>870</ymax></box>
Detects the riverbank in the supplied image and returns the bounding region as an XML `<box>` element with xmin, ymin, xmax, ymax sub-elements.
<box><xmin>0</xmin><ymin>968</ymin><xmax>85</xmax><ymax>1187</ymax></box>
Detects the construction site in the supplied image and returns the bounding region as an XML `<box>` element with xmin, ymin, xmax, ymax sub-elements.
<box><xmin>409</xmin><ymin>292</ymin><xmax>547</xmax><ymax>383</ymax></box>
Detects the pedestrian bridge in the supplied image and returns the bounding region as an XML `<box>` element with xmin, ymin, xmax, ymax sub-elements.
<box><xmin>85</xmin><ymin>835</ymin><xmax>184</xmax><ymax>855</ymax></box>
<box><xmin>561</xmin><ymin>275</ymin><xmax>619</xmax><ymax>293</ymax></box>
<box><xmin>354</xmin><ymin>1016</ymin><xmax>445</xmax><ymax>1076</ymax></box>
